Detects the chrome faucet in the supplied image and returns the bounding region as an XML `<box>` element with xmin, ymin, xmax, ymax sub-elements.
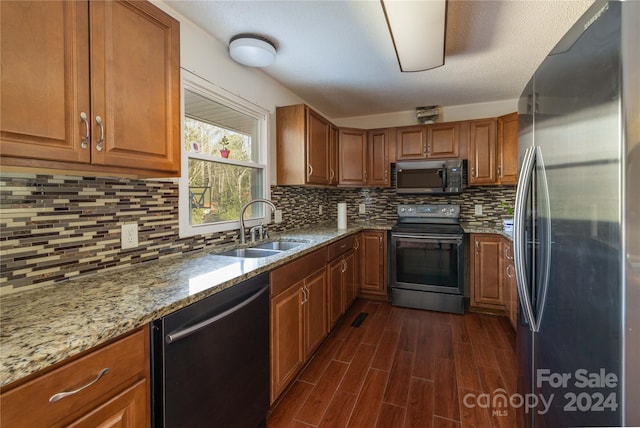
<box><xmin>239</xmin><ymin>198</ymin><xmax>276</xmax><ymax>244</ymax></box>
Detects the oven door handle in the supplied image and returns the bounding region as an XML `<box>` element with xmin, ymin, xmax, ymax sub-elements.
<box><xmin>391</xmin><ymin>233</ymin><xmax>463</xmax><ymax>242</ymax></box>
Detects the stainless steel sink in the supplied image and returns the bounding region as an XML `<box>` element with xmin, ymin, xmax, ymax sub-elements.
<box><xmin>217</xmin><ymin>248</ymin><xmax>282</xmax><ymax>258</ymax></box>
<box><xmin>253</xmin><ymin>241</ymin><xmax>304</xmax><ymax>251</ymax></box>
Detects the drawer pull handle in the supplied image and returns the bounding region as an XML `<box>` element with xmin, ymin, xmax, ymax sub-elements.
<box><xmin>49</xmin><ymin>368</ymin><xmax>109</xmax><ymax>403</ymax></box>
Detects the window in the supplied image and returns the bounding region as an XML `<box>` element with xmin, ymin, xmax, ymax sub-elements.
<box><xmin>179</xmin><ymin>74</ymin><xmax>269</xmax><ymax>238</ymax></box>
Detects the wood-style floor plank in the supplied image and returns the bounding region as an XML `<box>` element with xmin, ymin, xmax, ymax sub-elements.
<box><xmin>268</xmin><ymin>299</ymin><xmax>520</xmax><ymax>428</ymax></box>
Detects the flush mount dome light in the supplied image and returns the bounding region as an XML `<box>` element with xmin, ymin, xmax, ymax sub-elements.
<box><xmin>229</xmin><ymin>34</ymin><xmax>277</xmax><ymax>67</ymax></box>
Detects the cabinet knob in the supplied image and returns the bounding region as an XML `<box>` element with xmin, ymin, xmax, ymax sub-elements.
<box><xmin>80</xmin><ymin>112</ymin><xmax>90</xmax><ymax>149</ymax></box>
<box><xmin>95</xmin><ymin>116</ymin><xmax>104</xmax><ymax>152</ymax></box>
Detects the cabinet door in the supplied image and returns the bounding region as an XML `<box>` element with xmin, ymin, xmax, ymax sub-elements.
<box><xmin>270</xmin><ymin>283</ymin><xmax>304</xmax><ymax>401</ymax></box>
<box><xmin>472</xmin><ymin>234</ymin><xmax>504</xmax><ymax>308</ymax></box>
<box><xmin>396</xmin><ymin>126</ymin><xmax>427</xmax><ymax>160</ymax></box>
<box><xmin>360</xmin><ymin>230</ymin><xmax>387</xmax><ymax>297</ymax></box>
<box><xmin>304</xmin><ymin>269</ymin><xmax>328</xmax><ymax>357</ymax></box>
<box><xmin>368</xmin><ymin>128</ymin><xmax>389</xmax><ymax>186</ymax></box>
<box><xmin>498</xmin><ymin>112</ymin><xmax>518</xmax><ymax>185</ymax></box>
<box><xmin>338</xmin><ymin>128</ymin><xmax>367</xmax><ymax>186</ymax></box>
<box><xmin>67</xmin><ymin>380</ymin><xmax>149</xmax><ymax>428</ymax></box>
<box><xmin>427</xmin><ymin>122</ymin><xmax>460</xmax><ymax>158</ymax></box>
<box><xmin>469</xmin><ymin>119</ymin><xmax>498</xmax><ymax>185</ymax></box>
<box><xmin>343</xmin><ymin>250</ymin><xmax>357</xmax><ymax>308</ymax></box>
<box><xmin>0</xmin><ymin>1</ymin><xmax>91</xmax><ymax>164</ymax></box>
<box><xmin>329</xmin><ymin>125</ymin><xmax>339</xmax><ymax>185</ymax></box>
<box><xmin>327</xmin><ymin>258</ymin><xmax>345</xmax><ymax>329</ymax></box>
<box><xmin>89</xmin><ymin>0</ymin><xmax>180</xmax><ymax>173</ymax></box>
<box><xmin>306</xmin><ymin>109</ymin><xmax>330</xmax><ymax>184</ymax></box>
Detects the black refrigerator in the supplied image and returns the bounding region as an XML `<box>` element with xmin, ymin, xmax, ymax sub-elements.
<box><xmin>514</xmin><ymin>1</ymin><xmax>639</xmax><ymax>427</ymax></box>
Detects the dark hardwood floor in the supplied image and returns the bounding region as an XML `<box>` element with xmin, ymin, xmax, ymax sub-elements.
<box><xmin>267</xmin><ymin>299</ymin><xmax>521</xmax><ymax>428</ymax></box>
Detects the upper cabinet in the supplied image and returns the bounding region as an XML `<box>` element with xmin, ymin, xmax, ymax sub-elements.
<box><xmin>468</xmin><ymin>118</ymin><xmax>498</xmax><ymax>185</ymax></box>
<box><xmin>277</xmin><ymin>104</ymin><xmax>331</xmax><ymax>186</ymax></box>
<box><xmin>0</xmin><ymin>0</ymin><xmax>181</xmax><ymax>177</ymax></box>
<box><xmin>468</xmin><ymin>113</ymin><xmax>518</xmax><ymax>186</ymax></box>
<box><xmin>396</xmin><ymin>122</ymin><xmax>463</xmax><ymax>161</ymax></box>
<box><xmin>497</xmin><ymin>112</ymin><xmax>519</xmax><ymax>184</ymax></box>
<box><xmin>338</xmin><ymin>128</ymin><xmax>390</xmax><ymax>187</ymax></box>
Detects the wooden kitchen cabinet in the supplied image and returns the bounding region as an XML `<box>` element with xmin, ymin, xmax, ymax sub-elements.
<box><xmin>396</xmin><ymin>122</ymin><xmax>462</xmax><ymax>161</ymax></box>
<box><xmin>276</xmin><ymin>104</ymin><xmax>331</xmax><ymax>186</ymax></box>
<box><xmin>427</xmin><ymin>122</ymin><xmax>461</xmax><ymax>159</ymax></box>
<box><xmin>0</xmin><ymin>0</ymin><xmax>180</xmax><ymax>177</ymax></box>
<box><xmin>359</xmin><ymin>230</ymin><xmax>388</xmax><ymax>299</ymax></box>
<box><xmin>329</xmin><ymin>125</ymin><xmax>340</xmax><ymax>185</ymax></box>
<box><xmin>468</xmin><ymin>119</ymin><xmax>498</xmax><ymax>185</ymax></box>
<box><xmin>471</xmin><ymin>234</ymin><xmax>505</xmax><ymax>309</ymax></box>
<box><xmin>327</xmin><ymin>235</ymin><xmax>357</xmax><ymax>329</ymax></box>
<box><xmin>468</xmin><ymin>113</ymin><xmax>518</xmax><ymax>186</ymax></box>
<box><xmin>338</xmin><ymin>128</ymin><xmax>368</xmax><ymax>186</ymax></box>
<box><xmin>0</xmin><ymin>327</ymin><xmax>150</xmax><ymax>428</ymax></box>
<box><xmin>338</xmin><ymin>127</ymin><xmax>390</xmax><ymax>187</ymax></box>
<box><xmin>367</xmin><ymin>128</ymin><xmax>390</xmax><ymax>186</ymax></box>
<box><xmin>497</xmin><ymin>112</ymin><xmax>519</xmax><ymax>185</ymax></box>
<box><xmin>503</xmin><ymin>238</ymin><xmax>518</xmax><ymax>329</ymax></box>
<box><xmin>396</xmin><ymin>125</ymin><xmax>428</xmax><ymax>160</ymax></box>
<box><xmin>270</xmin><ymin>248</ymin><xmax>328</xmax><ymax>402</ymax></box>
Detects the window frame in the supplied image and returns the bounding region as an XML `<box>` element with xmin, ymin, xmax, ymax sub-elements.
<box><xmin>179</xmin><ymin>71</ymin><xmax>271</xmax><ymax>238</ymax></box>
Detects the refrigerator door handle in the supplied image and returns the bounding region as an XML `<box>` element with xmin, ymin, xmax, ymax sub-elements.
<box><xmin>514</xmin><ymin>146</ymin><xmax>539</xmax><ymax>332</ymax></box>
<box><xmin>534</xmin><ymin>147</ymin><xmax>552</xmax><ymax>329</ymax></box>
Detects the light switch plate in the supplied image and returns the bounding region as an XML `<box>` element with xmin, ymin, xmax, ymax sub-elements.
<box><xmin>319</xmin><ymin>205</ymin><xmax>323</xmax><ymax>215</ymax></box>
<box><xmin>359</xmin><ymin>203</ymin><xmax>366</xmax><ymax>214</ymax></box>
<box><xmin>474</xmin><ymin>204</ymin><xmax>483</xmax><ymax>216</ymax></box>
<box><xmin>121</xmin><ymin>223</ymin><xmax>138</xmax><ymax>249</ymax></box>
<box><xmin>274</xmin><ymin>209</ymin><xmax>283</xmax><ymax>223</ymax></box>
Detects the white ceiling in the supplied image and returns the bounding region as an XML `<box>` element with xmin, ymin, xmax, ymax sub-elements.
<box><xmin>165</xmin><ymin>0</ymin><xmax>595</xmax><ymax>119</ymax></box>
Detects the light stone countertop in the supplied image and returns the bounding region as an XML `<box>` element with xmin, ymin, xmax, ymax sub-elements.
<box><xmin>0</xmin><ymin>221</ymin><xmax>394</xmax><ymax>388</ymax></box>
<box><xmin>461</xmin><ymin>223</ymin><xmax>513</xmax><ymax>241</ymax></box>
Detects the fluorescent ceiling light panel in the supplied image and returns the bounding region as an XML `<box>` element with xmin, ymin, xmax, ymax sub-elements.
<box><xmin>382</xmin><ymin>0</ymin><xmax>447</xmax><ymax>72</ymax></box>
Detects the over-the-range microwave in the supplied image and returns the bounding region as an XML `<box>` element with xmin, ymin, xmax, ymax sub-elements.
<box><xmin>396</xmin><ymin>159</ymin><xmax>464</xmax><ymax>194</ymax></box>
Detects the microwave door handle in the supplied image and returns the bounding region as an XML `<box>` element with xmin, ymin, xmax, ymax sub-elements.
<box><xmin>442</xmin><ymin>164</ymin><xmax>447</xmax><ymax>191</ymax></box>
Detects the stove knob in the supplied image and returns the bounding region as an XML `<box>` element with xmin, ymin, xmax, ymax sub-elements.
<box><xmin>441</xmin><ymin>207</ymin><xmax>447</xmax><ymax>213</ymax></box>
<box><xmin>449</xmin><ymin>207</ymin><xmax>455</xmax><ymax>213</ymax></box>
<box><xmin>400</xmin><ymin>207</ymin><xmax>406</xmax><ymax>213</ymax></box>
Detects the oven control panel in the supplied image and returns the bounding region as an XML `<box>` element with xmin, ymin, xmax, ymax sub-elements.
<box><xmin>397</xmin><ymin>204</ymin><xmax>460</xmax><ymax>219</ymax></box>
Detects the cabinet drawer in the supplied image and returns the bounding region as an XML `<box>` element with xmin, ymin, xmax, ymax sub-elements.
<box><xmin>327</xmin><ymin>235</ymin><xmax>355</xmax><ymax>261</ymax></box>
<box><xmin>1</xmin><ymin>328</ymin><xmax>147</xmax><ymax>428</ymax></box>
<box><xmin>271</xmin><ymin>247</ymin><xmax>328</xmax><ymax>297</ymax></box>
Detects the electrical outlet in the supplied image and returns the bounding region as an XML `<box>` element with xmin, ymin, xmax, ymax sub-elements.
<box><xmin>274</xmin><ymin>209</ymin><xmax>283</xmax><ymax>223</ymax></box>
<box><xmin>319</xmin><ymin>205</ymin><xmax>323</xmax><ymax>215</ymax></box>
<box><xmin>121</xmin><ymin>223</ymin><xmax>138</xmax><ymax>249</ymax></box>
<box><xmin>474</xmin><ymin>204</ymin><xmax>483</xmax><ymax>216</ymax></box>
<box><xmin>359</xmin><ymin>203</ymin><xmax>366</xmax><ymax>214</ymax></box>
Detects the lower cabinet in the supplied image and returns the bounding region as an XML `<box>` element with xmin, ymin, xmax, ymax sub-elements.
<box><xmin>471</xmin><ymin>233</ymin><xmax>518</xmax><ymax>329</ymax></box>
<box><xmin>328</xmin><ymin>249</ymin><xmax>355</xmax><ymax>330</ymax></box>
<box><xmin>0</xmin><ymin>326</ymin><xmax>150</xmax><ymax>428</ymax></box>
<box><xmin>270</xmin><ymin>247</ymin><xmax>328</xmax><ymax>403</ymax></box>
<box><xmin>359</xmin><ymin>230</ymin><xmax>388</xmax><ymax>299</ymax></box>
<box><xmin>503</xmin><ymin>238</ymin><xmax>518</xmax><ymax>330</ymax></box>
<box><xmin>470</xmin><ymin>233</ymin><xmax>505</xmax><ymax>309</ymax></box>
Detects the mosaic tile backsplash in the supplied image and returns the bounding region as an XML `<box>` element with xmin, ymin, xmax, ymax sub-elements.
<box><xmin>1</xmin><ymin>171</ymin><xmax>514</xmax><ymax>293</ymax></box>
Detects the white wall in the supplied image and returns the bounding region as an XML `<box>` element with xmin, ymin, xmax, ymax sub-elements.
<box><xmin>333</xmin><ymin>99</ymin><xmax>518</xmax><ymax>129</ymax></box>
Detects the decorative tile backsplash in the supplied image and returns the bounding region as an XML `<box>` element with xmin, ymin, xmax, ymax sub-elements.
<box><xmin>1</xmin><ymin>171</ymin><xmax>514</xmax><ymax>293</ymax></box>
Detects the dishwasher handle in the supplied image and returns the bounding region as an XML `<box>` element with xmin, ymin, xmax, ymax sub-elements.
<box><xmin>165</xmin><ymin>283</ymin><xmax>269</xmax><ymax>344</ymax></box>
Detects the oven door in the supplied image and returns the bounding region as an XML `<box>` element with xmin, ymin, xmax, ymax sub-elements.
<box><xmin>390</xmin><ymin>232</ymin><xmax>464</xmax><ymax>294</ymax></box>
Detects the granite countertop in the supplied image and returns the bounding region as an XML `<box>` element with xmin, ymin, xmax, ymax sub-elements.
<box><xmin>0</xmin><ymin>221</ymin><xmax>395</xmax><ymax>388</ymax></box>
<box><xmin>461</xmin><ymin>222</ymin><xmax>513</xmax><ymax>240</ymax></box>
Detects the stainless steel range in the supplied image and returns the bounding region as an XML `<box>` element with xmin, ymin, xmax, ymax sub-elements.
<box><xmin>390</xmin><ymin>204</ymin><xmax>465</xmax><ymax>314</ymax></box>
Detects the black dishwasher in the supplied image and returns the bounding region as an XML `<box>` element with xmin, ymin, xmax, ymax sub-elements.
<box><xmin>151</xmin><ymin>272</ymin><xmax>270</xmax><ymax>428</ymax></box>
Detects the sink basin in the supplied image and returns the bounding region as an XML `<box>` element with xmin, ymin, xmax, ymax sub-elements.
<box><xmin>253</xmin><ymin>241</ymin><xmax>304</xmax><ymax>251</ymax></box>
<box><xmin>217</xmin><ymin>248</ymin><xmax>282</xmax><ymax>258</ymax></box>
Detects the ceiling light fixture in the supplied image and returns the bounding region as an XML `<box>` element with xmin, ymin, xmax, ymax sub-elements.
<box><xmin>229</xmin><ymin>34</ymin><xmax>277</xmax><ymax>67</ymax></box>
<box><xmin>381</xmin><ymin>0</ymin><xmax>447</xmax><ymax>72</ymax></box>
